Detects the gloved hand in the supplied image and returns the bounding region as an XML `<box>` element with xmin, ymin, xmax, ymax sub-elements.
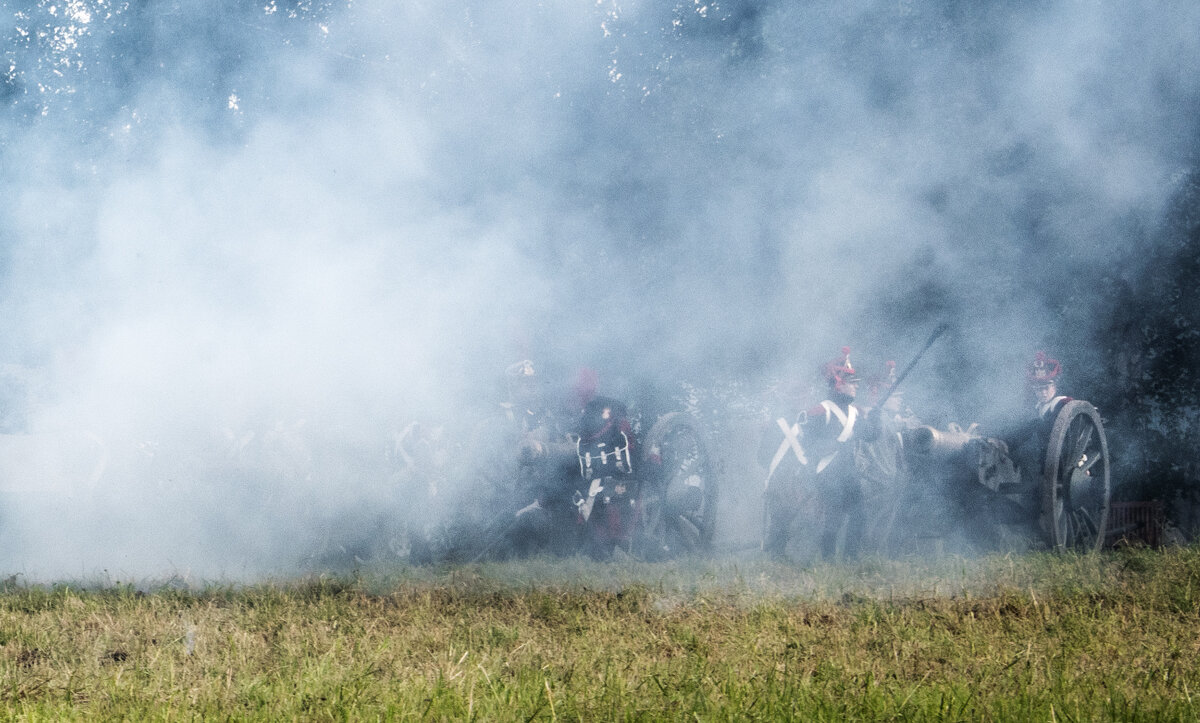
<box><xmin>518</xmin><ymin>438</ymin><xmax>545</xmax><ymax>464</ymax></box>
<box><xmin>515</xmin><ymin>499</ymin><xmax>541</xmax><ymax>518</ymax></box>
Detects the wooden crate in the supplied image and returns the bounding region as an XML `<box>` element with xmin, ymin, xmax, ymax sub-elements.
<box><xmin>1106</xmin><ymin>501</ymin><xmax>1164</xmax><ymax>547</ymax></box>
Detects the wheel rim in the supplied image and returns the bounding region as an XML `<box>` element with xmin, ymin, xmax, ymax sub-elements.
<box><xmin>1042</xmin><ymin>401</ymin><xmax>1111</xmax><ymax>552</ymax></box>
<box><xmin>637</xmin><ymin>414</ymin><xmax>717</xmax><ymax>558</ymax></box>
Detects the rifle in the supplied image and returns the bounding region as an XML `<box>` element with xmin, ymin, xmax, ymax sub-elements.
<box><xmin>875</xmin><ymin>322</ymin><xmax>950</xmax><ymax>410</ymax></box>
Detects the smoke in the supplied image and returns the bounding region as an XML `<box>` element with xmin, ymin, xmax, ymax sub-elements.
<box><xmin>0</xmin><ymin>0</ymin><xmax>1197</xmax><ymax>579</ymax></box>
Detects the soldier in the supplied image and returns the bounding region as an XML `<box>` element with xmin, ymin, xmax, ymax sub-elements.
<box><xmin>757</xmin><ymin>378</ymin><xmax>816</xmax><ymax>560</ymax></box>
<box><xmin>856</xmin><ymin>360</ymin><xmax>923</xmax><ymax>556</ymax></box>
<box><xmin>1028</xmin><ymin>351</ymin><xmax>1071</xmax><ymax>424</ymax></box>
<box><xmin>504</xmin><ymin>366</ymin><xmax>640</xmax><ymax>559</ymax></box>
<box><xmin>568</xmin><ymin>368</ymin><xmax>639</xmax><ymax>559</ymax></box>
<box><xmin>857</xmin><ymin>361</ymin><xmax>921</xmax><ymax>492</ymax></box>
<box><xmin>1006</xmin><ymin>351</ymin><xmax>1072</xmax><ymax>464</ymax></box>
<box><xmin>805</xmin><ymin>347</ymin><xmax>878</xmax><ymax>562</ymax></box>
<box><xmin>489</xmin><ymin>359</ymin><xmax>561</xmax><ymax>487</ymax></box>
<box><xmin>501</xmin><ymin>359</ymin><xmax>557</xmax><ymax>444</ymax></box>
<box><xmin>462</xmin><ymin>359</ymin><xmax>573</xmax><ymax>560</ymax></box>
<box><xmin>1001</xmin><ymin>351</ymin><xmax>1073</xmax><ymax>482</ymax></box>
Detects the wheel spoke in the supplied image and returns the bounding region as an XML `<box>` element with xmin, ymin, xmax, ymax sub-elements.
<box><xmin>1072</xmin><ymin>421</ymin><xmax>1095</xmax><ymax>458</ymax></box>
<box><xmin>1077</xmin><ymin>450</ymin><xmax>1102</xmax><ymax>475</ymax></box>
<box><xmin>1078</xmin><ymin>507</ymin><xmax>1097</xmax><ymax>538</ymax></box>
<box><xmin>1067</xmin><ymin>507</ymin><xmax>1090</xmax><ymax>545</ymax></box>
<box><xmin>1065</xmin><ymin>421</ymin><xmax>1094</xmax><ymax>472</ymax></box>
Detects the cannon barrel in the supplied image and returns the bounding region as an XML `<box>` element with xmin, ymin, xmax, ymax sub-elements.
<box><xmin>909</xmin><ymin>424</ymin><xmax>1021</xmax><ymax>493</ymax></box>
<box><xmin>910</xmin><ymin>425</ymin><xmax>979</xmax><ymax>457</ymax></box>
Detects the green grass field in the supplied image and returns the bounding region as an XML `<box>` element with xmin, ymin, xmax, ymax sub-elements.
<box><xmin>1</xmin><ymin>546</ymin><xmax>1198</xmax><ymax>720</ymax></box>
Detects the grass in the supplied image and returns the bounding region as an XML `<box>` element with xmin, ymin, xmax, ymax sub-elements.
<box><xmin>0</xmin><ymin>546</ymin><xmax>1197</xmax><ymax>720</ymax></box>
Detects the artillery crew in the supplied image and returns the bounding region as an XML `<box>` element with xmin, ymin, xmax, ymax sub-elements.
<box><xmin>575</xmin><ymin>397</ymin><xmax>638</xmax><ymax>558</ymax></box>
<box><xmin>501</xmin><ymin>359</ymin><xmax>559</xmax><ymax>446</ymax></box>
<box><xmin>857</xmin><ymin>360</ymin><xmax>922</xmax><ymax>486</ymax></box>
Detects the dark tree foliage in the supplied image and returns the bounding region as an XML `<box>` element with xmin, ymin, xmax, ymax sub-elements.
<box><xmin>2</xmin><ymin>0</ymin><xmax>337</xmax><ymax>150</ymax></box>
<box><xmin>1037</xmin><ymin>164</ymin><xmax>1200</xmax><ymax>507</ymax></box>
<box><xmin>1115</xmin><ymin>168</ymin><xmax>1200</xmax><ymax>503</ymax></box>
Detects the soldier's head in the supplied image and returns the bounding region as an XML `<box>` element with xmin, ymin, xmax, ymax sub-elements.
<box><xmin>505</xmin><ymin>359</ymin><xmax>540</xmax><ymax>408</ymax></box>
<box><xmin>822</xmin><ymin>346</ymin><xmax>860</xmax><ymax>399</ymax></box>
<box><xmin>867</xmin><ymin>360</ymin><xmax>902</xmax><ymax>413</ymax></box>
<box><xmin>1026</xmin><ymin>351</ymin><xmax>1061</xmax><ymax>404</ymax></box>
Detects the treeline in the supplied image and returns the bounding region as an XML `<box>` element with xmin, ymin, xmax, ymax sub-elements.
<box><xmin>1085</xmin><ymin>168</ymin><xmax>1200</xmax><ymax>506</ymax></box>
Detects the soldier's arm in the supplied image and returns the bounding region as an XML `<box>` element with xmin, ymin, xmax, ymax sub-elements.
<box><xmin>856</xmin><ymin>405</ymin><xmax>883</xmax><ymax>442</ymax></box>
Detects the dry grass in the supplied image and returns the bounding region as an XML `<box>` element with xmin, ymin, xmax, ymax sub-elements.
<box><xmin>0</xmin><ymin>546</ymin><xmax>1197</xmax><ymax>719</ymax></box>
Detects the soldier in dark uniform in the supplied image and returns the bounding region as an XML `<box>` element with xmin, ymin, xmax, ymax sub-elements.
<box><xmin>855</xmin><ymin>360</ymin><xmax>922</xmax><ymax>556</ymax></box>
<box><xmin>568</xmin><ymin>368</ymin><xmax>639</xmax><ymax>558</ymax></box>
<box><xmin>757</xmin><ymin>379</ymin><xmax>817</xmax><ymax>560</ymax></box>
<box><xmin>1006</xmin><ymin>351</ymin><xmax>1072</xmax><ymax>478</ymax></box>
<box><xmin>464</xmin><ymin>359</ymin><xmax>573</xmax><ymax>559</ymax></box>
<box><xmin>493</xmin><ymin>360</ymin><xmax>579</xmax><ymax>556</ymax></box>
<box><xmin>1029</xmin><ymin>352</ymin><xmax>1071</xmax><ymax>425</ymax></box>
<box><xmin>503</xmin><ymin>366</ymin><xmax>640</xmax><ymax>559</ymax></box>
<box><xmin>805</xmin><ymin>347</ymin><xmax>879</xmax><ymax>562</ymax></box>
<box><xmin>501</xmin><ymin>359</ymin><xmax>557</xmax><ymax>445</ymax></box>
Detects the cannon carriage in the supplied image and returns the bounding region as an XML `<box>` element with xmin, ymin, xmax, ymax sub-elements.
<box><xmin>893</xmin><ymin>399</ymin><xmax>1111</xmax><ymax>553</ymax></box>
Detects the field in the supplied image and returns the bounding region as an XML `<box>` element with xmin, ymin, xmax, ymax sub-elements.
<box><xmin>1</xmin><ymin>546</ymin><xmax>1198</xmax><ymax>720</ymax></box>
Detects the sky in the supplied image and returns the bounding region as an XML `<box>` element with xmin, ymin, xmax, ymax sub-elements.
<box><xmin>0</xmin><ymin>0</ymin><xmax>1198</xmax><ymax>579</ymax></box>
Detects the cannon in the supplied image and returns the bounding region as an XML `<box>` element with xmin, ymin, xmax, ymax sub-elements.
<box><xmin>905</xmin><ymin>400</ymin><xmax>1111</xmax><ymax>552</ymax></box>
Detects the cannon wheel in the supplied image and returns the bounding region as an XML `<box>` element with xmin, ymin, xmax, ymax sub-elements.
<box><xmin>633</xmin><ymin>413</ymin><xmax>718</xmax><ymax>560</ymax></box>
<box><xmin>1041</xmin><ymin>400</ymin><xmax>1111</xmax><ymax>552</ymax></box>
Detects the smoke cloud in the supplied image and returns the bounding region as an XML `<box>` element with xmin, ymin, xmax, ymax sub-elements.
<box><xmin>0</xmin><ymin>0</ymin><xmax>1197</xmax><ymax>579</ymax></box>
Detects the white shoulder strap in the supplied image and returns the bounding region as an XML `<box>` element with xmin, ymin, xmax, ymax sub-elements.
<box><xmin>820</xmin><ymin>401</ymin><xmax>858</xmax><ymax>443</ymax></box>
<box><xmin>766</xmin><ymin>416</ymin><xmax>807</xmax><ymax>486</ymax></box>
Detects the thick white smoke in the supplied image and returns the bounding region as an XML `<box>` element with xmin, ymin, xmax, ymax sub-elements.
<box><xmin>0</xmin><ymin>0</ymin><xmax>1197</xmax><ymax>579</ymax></box>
